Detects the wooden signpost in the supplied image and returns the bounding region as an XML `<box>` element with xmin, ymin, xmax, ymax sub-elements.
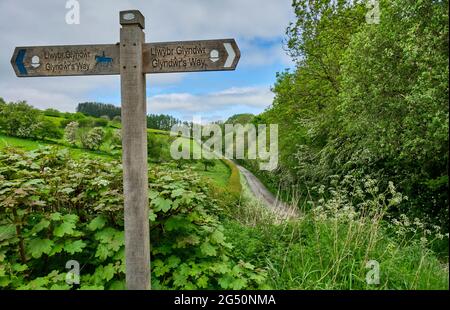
<box><xmin>10</xmin><ymin>9</ymin><xmax>240</xmax><ymax>290</ymax></box>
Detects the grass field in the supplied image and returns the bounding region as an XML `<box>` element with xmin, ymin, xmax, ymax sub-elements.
<box><xmin>192</xmin><ymin>159</ymin><xmax>231</xmax><ymax>187</ymax></box>
<box><xmin>0</xmin><ymin>134</ymin><xmax>115</xmax><ymax>160</ymax></box>
<box><xmin>0</xmin><ymin>132</ymin><xmax>233</xmax><ymax>189</ymax></box>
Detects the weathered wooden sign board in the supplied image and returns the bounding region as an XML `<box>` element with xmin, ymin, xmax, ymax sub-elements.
<box><xmin>11</xmin><ymin>44</ymin><xmax>120</xmax><ymax>77</ymax></box>
<box><xmin>143</xmin><ymin>39</ymin><xmax>240</xmax><ymax>73</ymax></box>
<box><xmin>11</xmin><ymin>40</ymin><xmax>240</xmax><ymax>77</ymax></box>
<box><xmin>10</xmin><ymin>9</ymin><xmax>240</xmax><ymax>291</ymax></box>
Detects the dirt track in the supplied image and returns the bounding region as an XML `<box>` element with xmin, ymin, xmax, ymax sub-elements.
<box><xmin>235</xmin><ymin>163</ymin><xmax>298</xmax><ymax>219</ymax></box>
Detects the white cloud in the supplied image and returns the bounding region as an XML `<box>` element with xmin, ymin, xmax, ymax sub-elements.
<box><xmin>147</xmin><ymin>86</ymin><xmax>274</xmax><ymax>117</ymax></box>
<box><xmin>0</xmin><ymin>0</ymin><xmax>293</xmax><ymax>113</ymax></box>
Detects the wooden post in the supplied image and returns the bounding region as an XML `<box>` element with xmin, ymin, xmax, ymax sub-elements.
<box><xmin>11</xmin><ymin>8</ymin><xmax>241</xmax><ymax>291</ymax></box>
<box><xmin>119</xmin><ymin>10</ymin><xmax>150</xmax><ymax>290</ymax></box>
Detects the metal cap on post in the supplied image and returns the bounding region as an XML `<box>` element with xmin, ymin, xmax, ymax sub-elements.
<box><xmin>120</xmin><ymin>10</ymin><xmax>145</xmax><ymax>29</ymax></box>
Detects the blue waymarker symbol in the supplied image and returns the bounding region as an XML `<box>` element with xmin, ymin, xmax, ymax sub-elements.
<box><xmin>15</xmin><ymin>49</ymin><xmax>27</xmax><ymax>75</ymax></box>
<box><xmin>95</xmin><ymin>51</ymin><xmax>113</xmax><ymax>65</ymax></box>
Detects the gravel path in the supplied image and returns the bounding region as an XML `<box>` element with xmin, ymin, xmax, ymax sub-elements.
<box><xmin>235</xmin><ymin>163</ymin><xmax>298</xmax><ymax>220</ymax></box>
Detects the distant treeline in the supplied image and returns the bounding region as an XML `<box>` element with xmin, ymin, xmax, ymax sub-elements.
<box><xmin>147</xmin><ymin>114</ymin><xmax>182</xmax><ymax>131</ymax></box>
<box><xmin>76</xmin><ymin>102</ymin><xmax>187</xmax><ymax>131</ymax></box>
<box><xmin>77</xmin><ymin>102</ymin><xmax>121</xmax><ymax>120</ymax></box>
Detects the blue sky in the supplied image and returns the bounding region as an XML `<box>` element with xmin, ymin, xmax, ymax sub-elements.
<box><xmin>0</xmin><ymin>0</ymin><xmax>295</xmax><ymax>122</ymax></box>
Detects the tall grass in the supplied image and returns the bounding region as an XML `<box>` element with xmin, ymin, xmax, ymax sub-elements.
<box><xmin>223</xmin><ymin>175</ymin><xmax>449</xmax><ymax>290</ymax></box>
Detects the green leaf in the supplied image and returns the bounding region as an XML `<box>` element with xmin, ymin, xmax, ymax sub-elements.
<box><xmin>200</xmin><ymin>241</ymin><xmax>217</xmax><ymax>256</ymax></box>
<box><xmin>109</xmin><ymin>280</ymin><xmax>125</xmax><ymax>290</ymax></box>
<box><xmin>230</xmin><ymin>278</ymin><xmax>247</xmax><ymax>290</ymax></box>
<box><xmin>60</xmin><ymin>187</ymin><xmax>75</xmax><ymax>194</ymax></box>
<box><xmin>64</xmin><ymin>240</ymin><xmax>86</xmax><ymax>254</ymax></box>
<box><xmin>0</xmin><ymin>225</ymin><xmax>16</xmax><ymax>241</ymax></box>
<box><xmin>62</xmin><ymin>214</ymin><xmax>78</xmax><ymax>223</ymax></box>
<box><xmin>210</xmin><ymin>230</ymin><xmax>225</xmax><ymax>245</ymax></box>
<box><xmin>172</xmin><ymin>264</ymin><xmax>190</xmax><ymax>288</ymax></box>
<box><xmin>53</xmin><ymin>221</ymin><xmax>76</xmax><ymax>237</ymax></box>
<box><xmin>196</xmin><ymin>275</ymin><xmax>208</xmax><ymax>289</ymax></box>
<box><xmin>152</xmin><ymin>197</ymin><xmax>172</xmax><ymax>212</ymax></box>
<box><xmin>153</xmin><ymin>259</ymin><xmax>170</xmax><ymax>276</ymax></box>
<box><xmin>49</xmin><ymin>212</ymin><xmax>62</xmax><ymax>221</ymax></box>
<box><xmin>175</xmin><ymin>235</ymin><xmax>201</xmax><ymax>248</ymax></box>
<box><xmin>148</xmin><ymin>210</ymin><xmax>156</xmax><ymax>221</ymax></box>
<box><xmin>95</xmin><ymin>264</ymin><xmax>115</xmax><ymax>282</ymax></box>
<box><xmin>211</xmin><ymin>262</ymin><xmax>230</xmax><ymax>274</ymax></box>
<box><xmin>50</xmin><ymin>283</ymin><xmax>70</xmax><ymax>290</ymax></box>
<box><xmin>171</xmin><ymin>188</ymin><xmax>185</xmax><ymax>198</ymax></box>
<box><xmin>164</xmin><ymin>215</ymin><xmax>190</xmax><ymax>232</ymax></box>
<box><xmin>31</xmin><ymin>219</ymin><xmax>50</xmax><ymax>234</ymax></box>
<box><xmin>218</xmin><ymin>275</ymin><xmax>233</xmax><ymax>289</ymax></box>
<box><xmin>28</xmin><ymin>238</ymin><xmax>54</xmax><ymax>258</ymax></box>
<box><xmin>79</xmin><ymin>285</ymin><xmax>104</xmax><ymax>290</ymax></box>
<box><xmin>148</xmin><ymin>190</ymin><xmax>159</xmax><ymax>200</ymax></box>
<box><xmin>167</xmin><ymin>255</ymin><xmax>181</xmax><ymax>269</ymax></box>
<box><xmin>87</xmin><ymin>216</ymin><xmax>107</xmax><ymax>231</ymax></box>
<box><xmin>12</xmin><ymin>263</ymin><xmax>28</xmax><ymax>272</ymax></box>
<box><xmin>49</xmin><ymin>243</ymin><xmax>64</xmax><ymax>256</ymax></box>
<box><xmin>95</xmin><ymin>244</ymin><xmax>110</xmax><ymax>261</ymax></box>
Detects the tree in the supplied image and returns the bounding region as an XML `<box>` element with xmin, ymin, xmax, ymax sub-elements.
<box><xmin>336</xmin><ymin>0</ymin><xmax>449</xmax><ymax>227</ymax></box>
<box><xmin>147</xmin><ymin>114</ymin><xmax>181</xmax><ymax>130</ymax></box>
<box><xmin>76</xmin><ymin>102</ymin><xmax>121</xmax><ymax>119</ymax></box>
<box><xmin>225</xmin><ymin>114</ymin><xmax>254</xmax><ymax>125</ymax></box>
<box><xmin>247</xmin><ymin>0</ymin><xmax>448</xmax><ymax>229</ymax></box>
<box><xmin>64</xmin><ymin>121</ymin><xmax>79</xmax><ymax>145</ymax></box>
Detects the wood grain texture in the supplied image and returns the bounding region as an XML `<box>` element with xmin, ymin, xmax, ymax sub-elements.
<box><xmin>120</xmin><ymin>21</ymin><xmax>150</xmax><ymax>290</ymax></box>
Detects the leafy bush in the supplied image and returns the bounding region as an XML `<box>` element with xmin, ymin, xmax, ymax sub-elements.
<box><xmin>78</xmin><ymin>118</ymin><xmax>95</xmax><ymax>128</ymax></box>
<box><xmin>64</xmin><ymin>122</ymin><xmax>79</xmax><ymax>146</ymax></box>
<box><xmin>81</xmin><ymin>127</ymin><xmax>105</xmax><ymax>150</ymax></box>
<box><xmin>0</xmin><ymin>147</ymin><xmax>266</xmax><ymax>289</ymax></box>
<box><xmin>94</xmin><ymin>118</ymin><xmax>108</xmax><ymax>127</ymax></box>
<box><xmin>33</xmin><ymin>119</ymin><xmax>63</xmax><ymax>140</ymax></box>
<box><xmin>60</xmin><ymin>119</ymin><xmax>71</xmax><ymax>129</ymax></box>
<box><xmin>108</xmin><ymin>129</ymin><xmax>122</xmax><ymax>152</ymax></box>
<box><xmin>0</xmin><ymin>101</ymin><xmax>41</xmax><ymax>138</ymax></box>
<box><xmin>0</xmin><ymin>101</ymin><xmax>61</xmax><ymax>140</ymax></box>
<box><xmin>43</xmin><ymin>109</ymin><xmax>61</xmax><ymax>117</ymax></box>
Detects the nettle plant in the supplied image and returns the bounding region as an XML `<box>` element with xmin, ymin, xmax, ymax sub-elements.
<box><xmin>0</xmin><ymin>147</ymin><xmax>266</xmax><ymax>289</ymax></box>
